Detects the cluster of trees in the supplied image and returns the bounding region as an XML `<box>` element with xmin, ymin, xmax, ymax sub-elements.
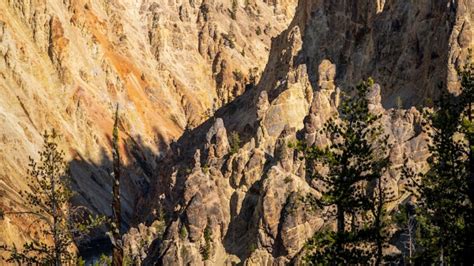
<box><xmin>301</xmin><ymin>62</ymin><xmax>473</xmax><ymax>265</ymax></box>
<box><xmin>0</xmin><ymin>105</ymin><xmax>124</xmax><ymax>265</ymax></box>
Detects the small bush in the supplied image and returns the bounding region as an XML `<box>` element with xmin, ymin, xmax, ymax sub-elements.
<box><xmin>395</xmin><ymin>96</ymin><xmax>403</xmax><ymax>109</ymax></box>
<box><xmin>229</xmin><ymin>131</ymin><xmax>241</xmax><ymax>154</ymax></box>
<box><xmin>202</xmin><ymin>164</ymin><xmax>209</xmax><ymax>174</ymax></box>
<box><xmin>180</xmin><ymin>226</ymin><xmax>188</xmax><ymax>240</ymax></box>
<box><xmin>248</xmin><ymin>243</ymin><xmax>257</xmax><ymax>253</ymax></box>
<box><xmin>200</xmin><ymin>225</ymin><xmax>213</xmax><ymax>260</ymax></box>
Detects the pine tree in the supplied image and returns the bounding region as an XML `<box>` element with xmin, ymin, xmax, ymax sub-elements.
<box><xmin>301</xmin><ymin>79</ymin><xmax>393</xmax><ymax>265</ymax></box>
<box><xmin>0</xmin><ymin>130</ymin><xmax>104</xmax><ymax>265</ymax></box>
<box><xmin>403</xmin><ymin>60</ymin><xmax>473</xmax><ymax>264</ymax></box>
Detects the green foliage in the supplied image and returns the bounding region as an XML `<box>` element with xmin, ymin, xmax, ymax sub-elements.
<box><xmin>247</xmin><ymin>243</ymin><xmax>257</xmax><ymax>254</ymax></box>
<box><xmin>300</xmin><ymin>79</ymin><xmax>394</xmax><ymax>264</ymax></box>
<box><xmin>93</xmin><ymin>254</ymin><xmax>112</xmax><ymax>266</ymax></box>
<box><xmin>0</xmin><ymin>130</ymin><xmax>105</xmax><ymax>265</ymax></box>
<box><xmin>229</xmin><ymin>131</ymin><xmax>241</xmax><ymax>155</ymax></box>
<box><xmin>395</xmin><ymin>96</ymin><xmax>403</xmax><ymax>110</ymax></box>
<box><xmin>202</xmin><ymin>164</ymin><xmax>209</xmax><ymax>174</ymax></box>
<box><xmin>402</xmin><ymin>59</ymin><xmax>474</xmax><ymax>264</ymax></box>
<box><xmin>77</xmin><ymin>256</ymin><xmax>86</xmax><ymax>266</ymax></box>
<box><xmin>392</xmin><ymin>203</ymin><xmax>417</xmax><ymax>264</ymax></box>
<box><xmin>180</xmin><ymin>225</ymin><xmax>188</xmax><ymax>240</ymax></box>
<box><xmin>200</xmin><ymin>224</ymin><xmax>213</xmax><ymax>261</ymax></box>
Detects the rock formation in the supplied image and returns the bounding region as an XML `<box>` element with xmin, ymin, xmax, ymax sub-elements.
<box><xmin>0</xmin><ymin>0</ymin><xmax>296</xmax><ymax>249</ymax></box>
<box><xmin>140</xmin><ymin>0</ymin><xmax>472</xmax><ymax>264</ymax></box>
<box><xmin>0</xmin><ymin>0</ymin><xmax>472</xmax><ymax>264</ymax></box>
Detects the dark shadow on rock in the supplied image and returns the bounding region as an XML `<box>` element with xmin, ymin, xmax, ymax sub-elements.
<box><xmin>67</xmin><ymin>133</ymin><xmax>165</xmax><ymax>260</ymax></box>
<box><xmin>298</xmin><ymin>0</ymin><xmax>459</xmax><ymax>109</ymax></box>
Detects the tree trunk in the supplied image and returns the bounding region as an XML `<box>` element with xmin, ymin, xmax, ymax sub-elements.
<box><xmin>336</xmin><ymin>205</ymin><xmax>344</xmax><ymax>257</ymax></box>
<box><xmin>51</xmin><ymin>161</ymin><xmax>62</xmax><ymax>266</ymax></box>
<box><xmin>466</xmin><ymin>102</ymin><xmax>474</xmax><ymax>265</ymax></box>
<box><xmin>112</xmin><ymin>105</ymin><xmax>123</xmax><ymax>266</ymax></box>
<box><xmin>374</xmin><ymin>179</ymin><xmax>383</xmax><ymax>266</ymax></box>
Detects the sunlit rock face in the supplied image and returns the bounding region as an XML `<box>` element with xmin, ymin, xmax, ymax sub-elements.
<box><xmin>0</xmin><ymin>0</ymin><xmax>472</xmax><ymax>264</ymax></box>
<box><xmin>139</xmin><ymin>0</ymin><xmax>472</xmax><ymax>264</ymax></box>
<box><xmin>0</xmin><ymin>0</ymin><xmax>297</xmax><ymax>246</ymax></box>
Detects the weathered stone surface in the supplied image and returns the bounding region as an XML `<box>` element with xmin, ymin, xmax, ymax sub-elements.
<box><xmin>0</xmin><ymin>0</ymin><xmax>297</xmax><ymax>247</ymax></box>
<box><xmin>0</xmin><ymin>0</ymin><xmax>472</xmax><ymax>264</ymax></box>
<box><xmin>142</xmin><ymin>1</ymin><xmax>471</xmax><ymax>264</ymax></box>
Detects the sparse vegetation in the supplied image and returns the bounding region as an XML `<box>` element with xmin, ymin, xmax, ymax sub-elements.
<box><xmin>94</xmin><ymin>254</ymin><xmax>112</xmax><ymax>266</ymax></box>
<box><xmin>200</xmin><ymin>224</ymin><xmax>213</xmax><ymax>261</ymax></box>
<box><xmin>180</xmin><ymin>225</ymin><xmax>188</xmax><ymax>240</ymax></box>
<box><xmin>200</xmin><ymin>3</ymin><xmax>210</xmax><ymax>20</ymax></box>
<box><xmin>0</xmin><ymin>130</ymin><xmax>105</xmax><ymax>265</ymax></box>
<box><xmin>402</xmin><ymin>60</ymin><xmax>474</xmax><ymax>264</ymax></box>
<box><xmin>229</xmin><ymin>131</ymin><xmax>241</xmax><ymax>155</ymax></box>
<box><xmin>202</xmin><ymin>164</ymin><xmax>209</xmax><ymax>174</ymax></box>
<box><xmin>248</xmin><ymin>243</ymin><xmax>257</xmax><ymax>254</ymax></box>
<box><xmin>395</xmin><ymin>96</ymin><xmax>403</xmax><ymax>109</ymax></box>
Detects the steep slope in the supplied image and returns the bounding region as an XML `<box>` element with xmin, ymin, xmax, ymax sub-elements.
<box><xmin>0</xmin><ymin>0</ymin><xmax>297</xmax><ymax>247</ymax></box>
<box><xmin>141</xmin><ymin>0</ymin><xmax>473</xmax><ymax>264</ymax></box>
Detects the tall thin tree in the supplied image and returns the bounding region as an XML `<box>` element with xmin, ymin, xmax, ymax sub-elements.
<box><xmin>111</xmin><ymin>104</ymin><xmax>123</xmax><ymax>265</ymax></box>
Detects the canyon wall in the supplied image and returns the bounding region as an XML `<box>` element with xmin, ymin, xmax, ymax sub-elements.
<box><xmin>141</xmin><ymin>0</ymin><xmax>472</xmax><ymax>264</ymax></box>
<box><xmin>0</xmin><ymin>0</ymin><xmax>472</xmax><ymax>264</ymax></box>
<box><xmin>0</xmin><ymin>0</ymin><xmax>296</xmax><ymax>247</ymax></box>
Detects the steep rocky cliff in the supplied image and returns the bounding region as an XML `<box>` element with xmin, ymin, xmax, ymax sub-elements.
<box><xmin>0</xmin><ymin>0</ymin><xmax>472</xmax><ymax>264</ymax></box>
<box><xmin>0</xmin><ymin>0</ymin><xmax>296</xmax><ymax>248</ymax></box>
<box><xmin>139</xmin><ymin>0</ymin><xmax>472</xmax><ymax>264</ymax></box>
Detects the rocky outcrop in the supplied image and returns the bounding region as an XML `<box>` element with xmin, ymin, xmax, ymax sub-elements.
<box><xmin>0</xmin><ymin>0</ymin><xmax>297</xmax><ymax>249</ymax></box>
<box><xmin>0</xmin><ymin>0</ymin><xmax>472</xmax><ymax>264</ymax></box>
<box><xmin>146</xmin><ymin>64</ymin><xmax>431</xmax><ymax>264</ymax></box>
<box><xmin>140</xmin><ymin>0</ymin><xmax>472</xmax><ymax>264</ymax></box>
<box><xmin>299</xmin><ymin>0</ymin><xmax>472</xmax><ymax>107</ymax></box>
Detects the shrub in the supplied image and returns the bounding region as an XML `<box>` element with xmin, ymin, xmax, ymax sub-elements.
<box><xmin>200</xmin><ymin>225</ymin><xmax>213</xmax><ymax>260</ymax></box>
<box><xmin>229</xmin><ymin>131</ymin><xmax>241</xmax><ymax>154</ymax></box>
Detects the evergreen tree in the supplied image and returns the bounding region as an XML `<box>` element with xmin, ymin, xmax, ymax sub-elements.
<box><xmin>404</xmin><ymin>60</ymin><xmax>473</xmax><ymax>264</ymax></box>
<box><xmin>301</xmin><ymin>79</ymin><xmax>393</xmax><ymax>265</ymax></box>
<box><xmin>0</xmin><ymin>130</ymin><xmax>104</xmax><ymax>265</ymax></box>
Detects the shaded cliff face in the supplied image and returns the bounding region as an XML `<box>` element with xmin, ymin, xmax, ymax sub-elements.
<box><xmin>0</xmin><ymin>0</ymin><xmax>297</xmax><ymax>246</ymax></box>
<box><xmin>300</xmin><ymin>0</ymin><xmax>472</xmax><ymax>108</ymax></box>
<box><xmin>140</xmin><ymin>0</ymin><xmax>473</xmax><ymax>264</ymax></box>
